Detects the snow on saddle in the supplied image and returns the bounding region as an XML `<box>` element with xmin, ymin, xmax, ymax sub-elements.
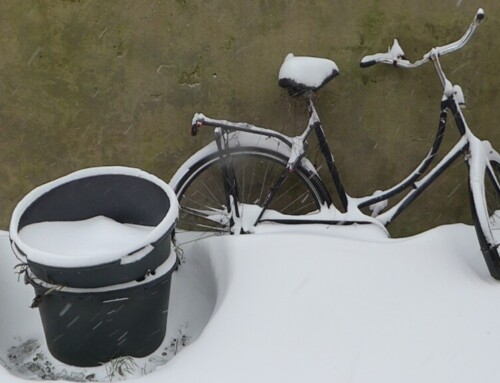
<box><xmin>278</xmin><ymin>53</ymin><xmax>339</xmax><ymax>97</ymax></box>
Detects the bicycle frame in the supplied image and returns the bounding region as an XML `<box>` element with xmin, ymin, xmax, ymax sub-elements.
<box><xmin>192</xmin><ymin>88</ymin><xmax>468</xmax><ymax>229</ymax></box>
<box><xmin>354</xmin><ymin>95</ymin><xmax>469</xmax><ymax>226</ymax></box>
<box><xmin>187</xmin><ymin>8</ymin><xmax>489</xmax><ymax>234</ymax></box>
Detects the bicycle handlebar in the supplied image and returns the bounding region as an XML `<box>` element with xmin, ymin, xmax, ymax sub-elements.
<box><xmin>360</xmin><ymin>8</ymin><xmax>484</xmax><ymax>69</ymax></box>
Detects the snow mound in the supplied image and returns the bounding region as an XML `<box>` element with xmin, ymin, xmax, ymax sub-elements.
<box><xmin>1</xmin><ymin>224</ymin><xmax>500</xmax><ymax>382</ymax></box>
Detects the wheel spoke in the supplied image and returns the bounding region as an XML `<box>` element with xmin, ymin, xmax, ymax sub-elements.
<box><xmin>280</xmin><ymin>191</ymin><xmax>318</xmax><ymax>213</ymax></box>
<box><xmin>259</xmin><ymin>159</ymin><xmax>271</xmax><ymax>204</ymax></box>
<box><xmin>173</xmin><ymin>148</ymin><xmax>324</xmax><ymax>233</ymax></box>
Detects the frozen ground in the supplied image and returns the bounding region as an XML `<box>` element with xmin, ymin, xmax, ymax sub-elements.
<box><xmin>1</xmin><ymin>223</ymin><xmax>500</xmax><ymax>382</ymax></box>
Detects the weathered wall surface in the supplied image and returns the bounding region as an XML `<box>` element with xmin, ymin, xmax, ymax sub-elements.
<box><xmin>0</xmin><ymin>0</ymin><xmax>499</xmax><ymax>236</ymax></box>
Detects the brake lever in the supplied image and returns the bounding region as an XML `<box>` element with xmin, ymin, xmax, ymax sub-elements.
<box><xmin>191</xmin><ymin>113</ymin><xmax>205</xmax><ymax>136</ymax></box>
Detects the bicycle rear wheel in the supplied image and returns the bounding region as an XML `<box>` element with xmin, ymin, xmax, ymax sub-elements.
<box><xmin>470</xmin><ymin>158</ymin><xmax>500</xmax><ymax>279</ymax></box>
<box><xmin>171</xmin><ymin>147</ymin><xmax>328</xmax><ymax>234</ymax></box>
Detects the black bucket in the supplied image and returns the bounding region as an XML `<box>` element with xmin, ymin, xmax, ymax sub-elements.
<box><xmin>25</xmin><ymin>251</ymin><xmax>177</xmax><ymax>367</ymax></box>
<box><xmin>9</xmin><ymin>166</ymin><xmax>178</xmax><ymax>288</ymax></box>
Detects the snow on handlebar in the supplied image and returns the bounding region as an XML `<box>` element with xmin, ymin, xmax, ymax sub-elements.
<box><xmin>360</xmin><ymin>8</ymin><xmax>485</xmax><ymax>69</ymax></box>
<box><xmin>360</xmin><ymin>39</ymin><xmax>407</xmax><ymax>68</ymax></box>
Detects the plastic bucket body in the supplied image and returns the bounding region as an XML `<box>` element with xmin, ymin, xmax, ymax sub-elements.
<box><xmin>9</xmin><ymin>166</ymin><xmax>178</xmax><ymax>288</ymax></box>
<box><xmin>25</xmin><ymin>251</ymin><xmax>177</xmax><ymax>367</ymax></box>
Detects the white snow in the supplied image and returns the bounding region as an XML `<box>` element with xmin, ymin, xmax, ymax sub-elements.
<box><xmin>368</xmin><ymin>190</ymin><xmax>388</xmax><ymax>217</ymax></box>
<box><xmin>18</xmin><ymin>216</ymin><xmax>154</xmax><ymax>258</ymax></box>
<box><xmin>360</xmin><ymin>39</ymin><xmax>406</xmax><ymax>67</ymax></box>
<box><xmin>2</xmin><ymin>223</ymin><xmax>500</xmax><ymax>382</ymax></box>
<box><xmin>278</xmin><ymin>53</ymin><xmax>339</xmax><ymax>88</ymax></box>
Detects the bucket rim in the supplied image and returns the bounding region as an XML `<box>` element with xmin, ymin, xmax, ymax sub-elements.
<box><xmin>26</xmin><ymin>246</ymin><xmax>177</xmax><ymax>294</ymax></box>
<box><xmin>9</xmin><ymin>166</ymin><xmax>179</xmax><ymax>268</ymax></box>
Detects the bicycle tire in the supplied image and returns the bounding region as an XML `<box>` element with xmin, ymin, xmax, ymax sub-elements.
<box><xmin>171</xmin><ymin>145</ymin><xmax>329</xmax><ymax>234</ymax></box>
<box><xmin>469</xmin><ymin>154</ymin><xmax>500</xmax><ymax>280</ymax></box>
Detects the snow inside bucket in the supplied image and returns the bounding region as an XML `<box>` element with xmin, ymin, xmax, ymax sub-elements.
<box><xmin>9</xmin><ymin>166</ymin><xmax>179</xmax><ymax>288</ymax></box>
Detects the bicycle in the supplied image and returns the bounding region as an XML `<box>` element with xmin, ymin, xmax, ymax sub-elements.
<box><xmin>170</xmin><ymin>9</ymin><xmax>500</xmax><ymax>280</ymax></box>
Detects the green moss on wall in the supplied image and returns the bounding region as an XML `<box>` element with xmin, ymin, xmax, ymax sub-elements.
<box><xmin>0</xmin><ymin>0</ymin><xmax>499</xmax><ymax>237</ymax></box>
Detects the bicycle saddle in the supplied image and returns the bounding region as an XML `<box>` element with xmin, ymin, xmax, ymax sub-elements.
<box><xmin>278</xmin><ymin>53</ymin><xmax>339</xmax><ymax>97</ymax></box>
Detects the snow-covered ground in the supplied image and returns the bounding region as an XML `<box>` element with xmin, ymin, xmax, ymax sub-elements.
<box><xmin>1</xmin><ymin>223</ymin><xmax>500</xmax><ymax>382</ymax></box>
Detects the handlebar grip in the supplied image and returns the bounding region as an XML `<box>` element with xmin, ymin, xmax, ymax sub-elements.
<box><xmin>360</xmin><ymin>58</ymin><xmax>377</xmax><ymax>68</ymax></box>
<box><xmin>476</xmin><ymin>8</ymin><xmax>485</xmax><ymax>22</ymax></box>
<box><xmin>191</xmin><ymin>113</ymin><xmax>205</xmax><ymax>136</ymax></box>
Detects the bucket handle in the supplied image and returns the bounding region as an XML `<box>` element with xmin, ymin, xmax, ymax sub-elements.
<box><xmin>24</xmin><ymin>272</ymin><xmax>66</xmax><ymax>308</ymax></box>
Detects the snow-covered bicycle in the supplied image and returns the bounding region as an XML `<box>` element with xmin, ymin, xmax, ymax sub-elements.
<box><xmin>170</xmin><ymin>9</ymin><xmax>500</xmax><ymax>279</ymax></box>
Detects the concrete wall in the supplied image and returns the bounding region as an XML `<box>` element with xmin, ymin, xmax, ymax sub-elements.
<box><xmin>0</xmin><ymin>0</ymin><xmax>499</xmax><ymax>236</ymax></box>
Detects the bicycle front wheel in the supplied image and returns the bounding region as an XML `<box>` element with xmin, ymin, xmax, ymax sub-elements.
<box><xmin>470</xmin><ymin>157</ymin><xmax>500</xmax><ymax>279</ymax></box>
<box><xmin>171</xmin><ymin>147</ymin><xmax>328</xmax><ymax>234</ymax></box>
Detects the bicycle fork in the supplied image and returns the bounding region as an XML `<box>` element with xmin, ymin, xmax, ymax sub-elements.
<box><xmin>214</xmin><ymin>128</ymin><xmax>241</xmax><ymax>231</ymax></box>
<box><xmin>214</xmin><ymin>127</ymin><xmax>292</xmax><ymax>233</ymax></box>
